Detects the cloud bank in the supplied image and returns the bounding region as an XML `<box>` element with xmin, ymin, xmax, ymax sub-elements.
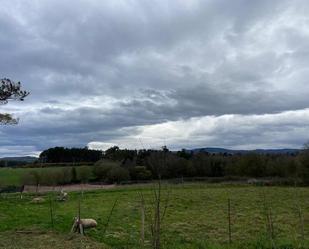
<box><xmin>1</xmin><ymin>0</ymin><xmax>309</xmax><ymax>156</ymax></box>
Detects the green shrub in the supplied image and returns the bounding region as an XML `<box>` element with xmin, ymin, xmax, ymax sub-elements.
<box><xmin>93</xmin><ymin>164</ymin><xmax>113</xmax><ymax>182</ymax></box>
<box><xmin>129</xmin><ymin>166</ymin><xmax>152</xmax><ymax>180</ymax></box>
<box><xmin>77</xmin><ymin>166</ymin><xmax>92</xmax><ymax>183</ymax></box>
<box><xmin>107</xmin><ymin>166</ymin><xmax>130</xmax><ymax>183</ymax></box>
<box><xmin>54</xmin><ymin>168</ymin><xmax>72</xmax><ymax>185</ymax></box>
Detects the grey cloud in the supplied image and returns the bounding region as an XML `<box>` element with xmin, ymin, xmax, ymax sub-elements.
<box><xmin>90</xmin><ymin>109</ymin><xmax>309</xmax><ymax>151</ymax></box>
<box><xmin>1</xmin><ymin>0</ymin><xmax>309</xmax><ymax>155</ymax></box>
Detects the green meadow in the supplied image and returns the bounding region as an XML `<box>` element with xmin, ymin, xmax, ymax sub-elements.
<box><xmin>0</xmin><ymin>183</ymin><xmax>308</xmax><ymax>249</ymax></box>
<box><xmin>0</xmin><ymin>166</ymin><xmax>93</xmax><ymax>186</ymax></box>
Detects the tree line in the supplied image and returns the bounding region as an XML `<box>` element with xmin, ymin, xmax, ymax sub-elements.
<box><xmin>18</xmin><ymin>145</ymin><xmax>309</xmax><ymax>186</ymax></box>
<box><xmin>39</xmin><ymin>147</ymin><xmax>102</xmax><ymax>163</ymax></box>
<box><xmin>102</xmin><ymin>146</ymin><xmax>308</xmax><ymax>184</ymax></box>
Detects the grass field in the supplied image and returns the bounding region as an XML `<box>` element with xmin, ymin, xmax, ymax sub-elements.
<box><xmin>0</xmin><ymin>231</ymin><xmax>104</xmax><ymax>249</ymax></box>
<box><xmin>0</xmin><ymin>166</ymin><xmax>93</xmax><ymax>186</ymax></box>
<box><xmin>0</xmin><ymin>183</ymin><xmax>308</xmax><ymax>249</ymax></box>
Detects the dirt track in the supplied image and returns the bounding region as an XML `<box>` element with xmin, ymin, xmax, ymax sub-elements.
<box><xmin>23</xmin><ymin>184</ymin><xmax>116</xmax><ymax>193</ymax></box>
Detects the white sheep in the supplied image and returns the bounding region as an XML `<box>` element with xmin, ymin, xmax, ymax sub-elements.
<box><xmin>71</xmin><ymin>217</ymin><xmax>97</xmax><ymax>235</ymax></box>
<box><xmin>31</xmin><ymin>197</ymin><xmax>45</xmax><ymax>203</ymax></box>
<box><xmin>247</xmin><ymin>178</ymin><xmax>258</xmax><ymax>185</ymax></box>
<box><xmin>61</xmin><ymin>189</ymin><xmax>67</xmax><ymax>195</ymax></box>
<box><xmin>57</xmin><ymin>189</ymin><xmax>68</xmax><ymax>201</ymax></box>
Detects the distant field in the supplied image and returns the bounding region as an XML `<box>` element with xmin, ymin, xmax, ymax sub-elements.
<box><xmin>0</xmin><ymin>183</ymin><xmax>308</xmax><ymax>249</ymax></box>
<box><xmin>0</xmin><ymin>166</ymin><xmax>94</xmax><ymax>186</ymax></box>
<box><xmin>0</xmin><ymin>167</ymin><xmax>25</xmax><ymax>186</ymax></box>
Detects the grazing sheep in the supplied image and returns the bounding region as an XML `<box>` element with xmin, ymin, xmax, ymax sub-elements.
<box><xmin>57</xmin><ymin>189</ymin><xmax>68</xmax><ymax>201</ymax></box>
<box><xmin>71</xmin><ymin>217</ymin><xmax>97</xmax><ymax>235</ymax></box>
<box><xmin>31</xmin><ymin>197</ymin><xmax>45</xmax><ymax>203</ymax></box>
<box><xmin>247</xmin><ymin>178</ymin><xmax>258</xmax><ymax>185</ymax></box>
<box><xmin>61</xmin><ymin>189</ymin><xmax>68</xmax><ymax>197</ymax></box>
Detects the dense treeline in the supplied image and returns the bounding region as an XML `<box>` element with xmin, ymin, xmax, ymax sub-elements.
<box><xmin>39</xmin><ymin>147</ymin><xmax>102</xmax><ymax>163</ymax></box>
<box><xmin>101</xmin><ymin>146</ymin><xmax>309</xmax><ymax>184</ymax></box>
<box><xmin>19</xmin><ymin>145</ymin><xmax>309</xmax><ymax>186</ymax></box>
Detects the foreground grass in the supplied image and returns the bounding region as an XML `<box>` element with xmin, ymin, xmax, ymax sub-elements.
<box><xmin>0</xmin><ymin>183</ymin><xmax>308</xmax><ymax>248</ymax></box>
<box><xmin>0</xmin><ymin>230</ymin><xmax>105</xmax><ymax>249</ymax></box>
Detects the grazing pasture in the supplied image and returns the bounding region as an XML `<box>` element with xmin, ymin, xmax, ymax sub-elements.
<box><xmin>0</xmin><ymin>231</ymin><xmax>104</xmax><ymax>249</ymax></box>
<box><xmin>0</xmin><ymin>167</ymin><xmax>26</xmax><ymax>186</ymax></box>
<box><xmin>0</xmin><ymin>183</ymin><xmax>308</xmax><ymax>249</ymax></box>
<box><xmin>0</xmin><ymin>166</ymin><xmax>95</xmax><ymax>186</ymax></box>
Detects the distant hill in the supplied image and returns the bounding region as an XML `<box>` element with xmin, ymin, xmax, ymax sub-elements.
<box><xmin>188</xmin><ymin>147</ymin><xmax>300</xmax><ymax>155</ymax></box>
<box><xmin>0</xmin><ymin>156</ymin><xmax>38</xmax><ymax>163</ymax></box>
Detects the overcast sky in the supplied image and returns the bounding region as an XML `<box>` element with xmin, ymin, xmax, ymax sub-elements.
<box><xmin>1</xmin><ymin>0</ymin><xmax>309</xmax><ymax>157</ymax></box>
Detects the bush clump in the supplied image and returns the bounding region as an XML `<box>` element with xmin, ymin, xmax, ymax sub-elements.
<box><xmin>107</xmin><ymin>166</ymin><xmax>130</xmax><ymax>183</ymax></box>
<box><xmin>129</xmin><ymin>166</ymin><xmax>152</xmax><ymax>180</ymax></box>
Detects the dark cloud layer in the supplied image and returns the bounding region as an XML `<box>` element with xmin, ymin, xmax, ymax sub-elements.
<box><xmin>1</xmin><ymin>0</ymin><xmax>309</xmax><ymax>156</ymax></box>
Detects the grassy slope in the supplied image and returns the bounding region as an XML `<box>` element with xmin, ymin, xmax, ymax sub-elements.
<box><xmin>0</xmin><ymin>184</ymin><xmax>308</xmax><ymax>249</ymax></box>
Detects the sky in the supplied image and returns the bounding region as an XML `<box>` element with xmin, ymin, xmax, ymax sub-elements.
<box><xmin>1</xmin><ymin>0</ymin><xmax>309</xmax><ymax>157</ymax></box>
